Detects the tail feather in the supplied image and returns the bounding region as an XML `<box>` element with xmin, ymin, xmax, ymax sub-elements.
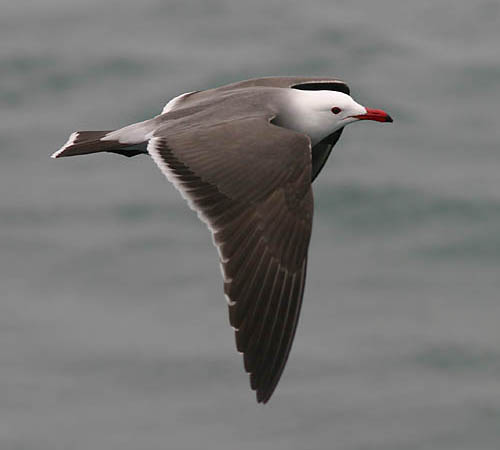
<box><xmin>51</xmin><ymin>130</ymin><xmax>146</xmax><ymax>159</ymax></box>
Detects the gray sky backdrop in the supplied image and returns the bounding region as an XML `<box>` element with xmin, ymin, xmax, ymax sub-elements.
<box><xmin>1</xmin><ymin>1</ymin><xmax>500</xmax><ymax>449</ymax></box>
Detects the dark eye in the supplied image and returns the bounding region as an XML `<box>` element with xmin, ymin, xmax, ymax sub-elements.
<box><xmin>331</xmin><ymin>107</ymin><xmax>342</xmax><ymax>114</ymax></box>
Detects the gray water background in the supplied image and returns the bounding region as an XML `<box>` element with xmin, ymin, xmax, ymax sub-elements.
<box><xmin>1</xmin><ymin>1</ymin><xmax>500</xmax><ymax>449</ymax></box>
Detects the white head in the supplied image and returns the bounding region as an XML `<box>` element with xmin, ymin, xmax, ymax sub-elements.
<box><xmin>283</xmin><ymin>90</ymin><xmax>393</xmax><ymax>145</ymax></box>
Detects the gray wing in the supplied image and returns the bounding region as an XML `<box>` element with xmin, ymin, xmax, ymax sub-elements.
<box><xmin>165</xmin><ymin>76</ymin><xmax>350</xmax><ymax>112</ymax></box>
<box><xmin>147</xmin><ymin>113</ymin><xmax>313</xmax><ymax>403</ymax></box>
<box><xmin>203</xmin><ymin>76</ymin><xmax>350</xmax><ymax>93</ymax></box>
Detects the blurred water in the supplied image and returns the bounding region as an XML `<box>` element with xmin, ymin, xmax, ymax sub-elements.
<box><xmin>1</xmin><ymin>1</ymin><xmax>499</xmax><ymax>449</ymax></box>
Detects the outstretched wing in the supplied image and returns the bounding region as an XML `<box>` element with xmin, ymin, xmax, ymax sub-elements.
<box><xmin>162</xmin><ymin>76</ymin><xmax>350</xmax><ymax>112</ymax></box>
<box><xmin>148</xmin><ymin>114</ymin><xmax>313</xmax><ymax>403</ymax></box>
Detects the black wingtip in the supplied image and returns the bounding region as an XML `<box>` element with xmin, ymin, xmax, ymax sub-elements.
<box><xmin>256</xmin><ymin>390</ymin><xmax>271</xmax><ymax>404</ymax></box>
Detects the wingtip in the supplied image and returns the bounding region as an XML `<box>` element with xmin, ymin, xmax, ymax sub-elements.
<box><xmin>256</xmin><ymin>390</ymin><xmax>271</xmax><ymax>404</ymax></box>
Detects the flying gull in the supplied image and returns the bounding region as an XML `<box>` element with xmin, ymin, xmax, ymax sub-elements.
<box><xmin>52</xmin><ymin>76</ymin><xmax>392</xmax><ymax>403</ymax></box>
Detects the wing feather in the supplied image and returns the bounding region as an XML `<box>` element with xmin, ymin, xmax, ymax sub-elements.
<box><xmin>147</xmin><ymin>114</ymin><xmax>313</xmax><ymax>403</ymax></box>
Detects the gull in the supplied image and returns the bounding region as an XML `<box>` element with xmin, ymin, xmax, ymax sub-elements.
<box><xmin>52</xmin><ymin>76</ymin><xmax>393</xmax><ymax>403</ymax></box>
